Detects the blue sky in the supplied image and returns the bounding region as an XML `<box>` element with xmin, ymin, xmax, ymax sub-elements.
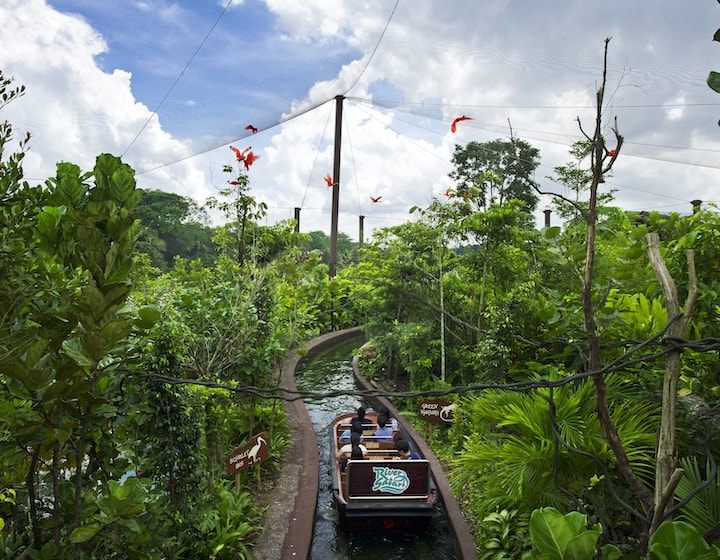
<box><xmin>2</xmin><ymin>0</ymin><xmax>720</xmax><ymax>239</ymax></box>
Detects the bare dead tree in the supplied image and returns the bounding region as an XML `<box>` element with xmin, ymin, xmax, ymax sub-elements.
<box><xmin>577</xmin><ymin>37</ymin><xmax>656</xmax><ymax>530</ymax></box>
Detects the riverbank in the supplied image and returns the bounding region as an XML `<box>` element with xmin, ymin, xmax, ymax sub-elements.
<box><xmin>253</xmin><ymin>327</ymin><xmax>364</xmax><ymax>560</ymax></box>
<box><xmin>252</xmin><ymin>326</ymin><xmax>477</xmax><ymax>560</ymax></box>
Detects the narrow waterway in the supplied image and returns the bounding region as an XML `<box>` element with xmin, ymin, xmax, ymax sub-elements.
<box><xmin>294</xmin><ymin>335</ymin><xmax>458</xmax><ymax>560</ymax></box>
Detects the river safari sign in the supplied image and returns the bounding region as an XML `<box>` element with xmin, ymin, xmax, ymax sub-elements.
<box><xmin>226</xmin><ymin>432</ymin><xmax>270</xmax><ymax>475</ymax></box>
<box><xmin>418</xmin><ymin>399</ymin><xmax>456</xmax><ymax>424</ymax></box>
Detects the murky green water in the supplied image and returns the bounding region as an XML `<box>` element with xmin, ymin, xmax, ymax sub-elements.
<box><xmin>295</xmin><ymin>335</ymin><xmax>458</xmax><ymax>560</ymax></box>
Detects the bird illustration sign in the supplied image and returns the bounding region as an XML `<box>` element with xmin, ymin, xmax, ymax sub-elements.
<box><xmin>418</xmin><ymin>399</ymin><xmax>456</xmax><ymax>424</ymax></box>
<box><xmin>226</xmin><ymin>432</ymin><xmax>270</xmax><ymax>474</ymax></box>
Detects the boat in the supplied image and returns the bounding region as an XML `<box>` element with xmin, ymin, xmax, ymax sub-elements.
<box><xmin>330</xmin><ymin>410</ymin><xmax>436</xmax><ymax>530</ymax></box>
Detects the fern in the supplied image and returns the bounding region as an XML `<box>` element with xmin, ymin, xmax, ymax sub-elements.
<box><xmin>675</xmin><ymin>456</ymin><xmax>720</xmax><ymax>535</ymax></box>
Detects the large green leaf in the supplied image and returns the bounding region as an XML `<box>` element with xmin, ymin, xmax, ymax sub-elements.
<box><xmin>649</xmin><ymin>521</ymin><xmax>720</xmax><ymax>560</ymax></box>
<box><xmin>530</xmin><ymin>507</ymin><xmax>601</xmax><ymax>560</ymax></box>
<box><xmin>61</xmin><ymin>338</ymin><xmax>93</xmax><ymax>368</ymax></box>
<box><xmin>69</xmin><ymin>525</ymin><xmax>101</xmax><ymax>543</ymax></box>
<box><xmin>707</xmin><ymin>71</ymin><xmax>720</xmax><ymax>94</ymax></box>
<box><xmin>110</xmin><ymin>167</ymin><xmax>136</xmax><ymax>203</ymax></box>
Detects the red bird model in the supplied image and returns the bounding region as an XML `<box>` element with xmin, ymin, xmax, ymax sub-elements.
<box><xmin>229</xmin><ymin>145</ymin><xmax>258</xmax><ymax>170</ymax></box>
<box><xmin>245</xmin><ymin>124</ymin><xmax>258</xmax><ymax>134</ymax></box>
<box><xmin>243</xmin><ymin>150</ymin><xmax>259</xmax><ymax>170</ymax></box>
<box><xmin>230</xmin><ymin>145</ymin><xmax>244</xmax><ymax>161</ymax></box>
<box><xmin>370</xmin><ymin>196</ymin><xmax>382</xmax><ymax>203</ymax></box>
<box><xmin>324</xmin><ymin>174</ymin><xmax>334</xmax><ymax>187</ymax></box>
<box><xmin>450</xmin><ymin>115</ymin><xmax>473</xmax><ymax>133</ymax></box>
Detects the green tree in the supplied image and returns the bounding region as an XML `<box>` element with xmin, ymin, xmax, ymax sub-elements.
<box><xmin>206</xmin><ymin>149</ymin><xmax>266</xmax><ymax>267</ymax></box>
<box><xmin>449</xmin><ymin>138</ymin><xmax>541</xmax><ymax>212</ymax></box>
<box><xmin>134</xmin><ymin>189</ymin><xmax>215</xmax><ymax>270</ymax></box>
<box><xmin>545</xmin><ymin>140</ymin><xmax>616</xmax><ymax>223</ymax></box>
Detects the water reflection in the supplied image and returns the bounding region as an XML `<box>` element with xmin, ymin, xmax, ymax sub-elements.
<box><xmin>295</xmin><ymin>336</ymin><xmax>458</xmax><ymax>560</ymax></box>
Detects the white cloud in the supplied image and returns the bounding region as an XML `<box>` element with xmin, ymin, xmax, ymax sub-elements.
<box><xmin>1</xmin><ymin>0</ymin><xmax>719</xmax><ymax>241</ymax></box>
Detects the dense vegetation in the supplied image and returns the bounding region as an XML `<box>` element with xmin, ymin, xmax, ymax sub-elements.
<box><xmin>2</xmin><ymin>46</ymin><xmax>720</xmax><ymax>560</ymax></box>
<box><xmin>0</xmin><ymin>72</ymin><xmax>354</xmax><ymax>559</ymax></box>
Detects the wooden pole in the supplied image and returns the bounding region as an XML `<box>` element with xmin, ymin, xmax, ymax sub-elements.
<box><xmin>329</xmin><ymin>95</ymin><xmax>343</xmax><ymax>277</ymax></box>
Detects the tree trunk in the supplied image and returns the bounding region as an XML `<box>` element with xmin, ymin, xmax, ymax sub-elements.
<box><xmin>580</xmin><ymin>39</ymin><xmax>655</xmax><ymax>519</ymax></box>
<box><xmin>644</xmin><ymin>232</ymin><xmax>697</xmax><ymax>531</ymax></box>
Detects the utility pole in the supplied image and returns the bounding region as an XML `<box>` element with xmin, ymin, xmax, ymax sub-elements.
<box><xmin>329</xmin><ymin>95</ymin><xmax>343</xmax><ymax>277</ymax></box>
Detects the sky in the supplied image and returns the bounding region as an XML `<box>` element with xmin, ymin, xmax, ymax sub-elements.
<box><xmin>1</xmin><ymin>0</ymin><xmax>719</xmax><ymax>241</ymax></box>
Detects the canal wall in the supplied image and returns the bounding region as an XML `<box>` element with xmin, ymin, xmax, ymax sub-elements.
<box><xmin>254</xmin><ymin>326</ymin><xmax>364</xmax><ymax>560</ymax></box>
<box><xmin>351</xmin><ymin>356</ymin><xmax>479</xmax><ymax>560</ymax></box>
<box><xmin>253</xmin><ymin>325</ymin><xmax>477</xmax><ymax>560</ymax></box>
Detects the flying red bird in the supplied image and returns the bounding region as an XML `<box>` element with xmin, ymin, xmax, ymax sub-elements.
<box><xmin>370</xmin><ymin>196</ymin><xmax>382</xmax><ymax>203</ymax></box>
<box><xmin>243</xmin><ymin>150</ymin><xmax>259</xmax><ymax>170</ymax></box>
<box><xmin>450</xmin><ymin>115</ymin><xmax>473</xmax><ymax>133</ymax></box>
<box><xmin>230</xmin><ymin>145</ymin><xmax>244</xmax><ymax>161</ymax></box>
<box><xmin>227</xmin><ymin>180</ymin><xmax>242</xmax><ymax>185</ymax></box>
<box><xmin>245</xmin><ymin>124</ymin><xmax>258</xmax><ymax>134</ymax></box>
<box><xmin>324</xmin><ymin>174</ymin><xmax>334</xmax><ymax>187</ymax></box>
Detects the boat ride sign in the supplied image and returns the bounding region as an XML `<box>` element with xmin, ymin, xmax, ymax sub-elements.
<box><xmin>418</xmin><ymin>399</ymin><xmax>456</xmax><ymax>424</ymax></box>
<box><xmin>226</xmin><ymin>432</ymin><xmax>270</xmax><ymax>474</ymax></box>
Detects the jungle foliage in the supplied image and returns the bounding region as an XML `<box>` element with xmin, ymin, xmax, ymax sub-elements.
<box><xmin>344</xmin><ymin>60</ymin><xmax>720</xmax><ymax>555</ymax></box>
<box><xmin>0</xmin><ymin>72</ymin><xmax>355</xmax><ymax>559</ymax></box>
<box><xmin>3</xmin><ymin>41</ymin><xmax>720</xmax><ymax>559</ymax></box>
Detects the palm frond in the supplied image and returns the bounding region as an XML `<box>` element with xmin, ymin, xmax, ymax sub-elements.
<box><xmin>675</xmin><ymin>456</ymin><xmax>720</xmax><ymax>533</ymax></box>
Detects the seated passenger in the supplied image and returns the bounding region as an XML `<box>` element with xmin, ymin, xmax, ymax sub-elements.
<box><xmin>350</xmin><ymin>406</ymin><xmax>374</xmax><ymax>425</ymax></box>
<box><xmin>337</xmin><ymin>433</ymin><xmax>367</xmax><ymax>471</ymax></box>
<box><xmin>339</xmin><ymin>418</ymin><xmax>364</xmax><ymax>443</ymax></box>
<box><xmin>379</xmin><ymin>406</ymin><xmax>399</xmax><ymax>431</ymax></box>
<box><xmin>393</xmin><ymin>439</ymin><xmax>420</xmax><ymax>460</ymax></box>
<box><xmin>373</xmin><ymin>414</ymin><xmax>394</xmax><ymax>442</ymax></box>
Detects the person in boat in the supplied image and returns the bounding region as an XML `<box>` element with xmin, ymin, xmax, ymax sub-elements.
<box><xmin>350</xmin><ymin>406</ymin><xmax>374</xmax><ymax>425</ymax></box>
<box><xmin>379</xmin><ymin>405</ymin><xmax>399</xmax><ymax>431</ymax></box>
<box><xmin>339</xmin><ymin>418</ymin><xmax>364</xmax><ymax>443</ymax></box>
<box><xmin>373</xmin><ymin>414</ymin><xmax>394</xmax><ymax>442</ymax></box>
<box><xmin>336</xmin><ymin>432</ymin><xmax>368</xmax><ymax>461</ymax></box>
<box><xmin>337</xmin><ymin>433</ymin><xmax>367</xmax><ymax>471</ymax></box>
<box><xmin>393</xmin><ymin>439</ymin><xmax>420</xmax><ymax>460</ymax></box>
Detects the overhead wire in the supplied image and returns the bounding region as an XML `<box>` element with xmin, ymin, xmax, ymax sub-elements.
<box><xmin>122</xmin><ymin>0</ymin><xmax>235</xmax><ymax>158</ymax></box>
<box><xmin>343</xmin><ymin>0</ymin><xmax>400</xmax><ymax>95</ymax></box>
<box><xmin>300</xmin><ymin>100</ymin><xmax>334</xmax><ymax>209</ymax></box>
<box><xmin>348</xmin><ymin>96</ymin><xmax>719</xmax><ymax>207</ymax></box>
<box><xmin>342</xmin><ymin>108</ymin><xmax>363</xmax><ymax>216</ymax></box>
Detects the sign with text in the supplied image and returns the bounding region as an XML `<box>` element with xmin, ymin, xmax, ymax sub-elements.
<box><xmin>418</xmin><ymin>399</ymin><xmax>456</xmax><ymax>423</ymax></box>
<box><xmin>226</xmin><ymin>432</ymin><xmax>270</xmax><ymax>474</ymax></box>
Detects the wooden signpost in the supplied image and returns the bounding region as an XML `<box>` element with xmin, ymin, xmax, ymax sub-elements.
<box><xmin>226</xmin><ymin>432</ymin><xmax>270</xmax><ymax>490</ymax></box>
<box><xmin>418</xmin><ymin>399</ymin><xmax>456</xmax><ymax>439</ymax></box>
<box><xmin>418</xmin><ymin>399</ymin><xmax>456</xmax><ymax>424</ymax></box>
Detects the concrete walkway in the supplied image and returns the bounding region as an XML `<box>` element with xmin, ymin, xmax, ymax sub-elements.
<box><xmin>253</xmin><ymin>327</ymin><xmax>363</xmax><ymax>560</ymax></box>
<box><xmin>252</xmin><ymin>326</ymin><xmax>478</xmax><ymax>560</ymax></box>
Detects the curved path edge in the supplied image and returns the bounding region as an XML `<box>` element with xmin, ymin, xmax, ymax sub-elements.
<box><xmin>352</xmin><ymin>356</ymin><xmax>479</xmax><ymax>560</ymax></box>
<box><xmin>254</xmin><ymin>326</ymin><xmax>477</xmax><ymax>560</ymax></box>
<box><xmin>254</xmin><ymin>326</ymin><xmax>364</xmax><ymax>560</ymax></box>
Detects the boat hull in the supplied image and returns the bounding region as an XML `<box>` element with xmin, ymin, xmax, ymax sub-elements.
<box><xmin>331</xmin><ymin>411</ymin><xmax>436</xmax><ymax>531</ymax></box>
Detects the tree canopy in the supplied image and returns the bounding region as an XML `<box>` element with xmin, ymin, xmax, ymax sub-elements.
<box><xmin>449</xmin><ymin>138</ymin><xmax>541</xmax><ymax>212</ymax></box>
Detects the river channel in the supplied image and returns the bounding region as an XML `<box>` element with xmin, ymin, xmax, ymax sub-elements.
<box><xmin>294</xmin><ymin>335</ymin><xmax>458</xmax><ymax>560</ymax></box>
